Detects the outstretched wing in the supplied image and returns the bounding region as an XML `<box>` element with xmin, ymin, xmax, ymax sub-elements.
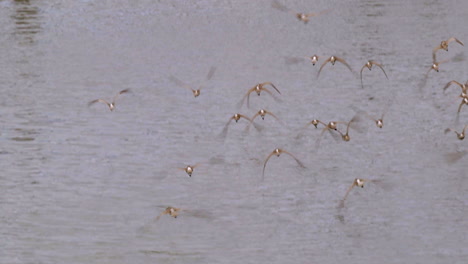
<box><xmin>281</xmin><ymin>150</ymin><xmax>306</xmax><ymax>168</ymax></box>
<box><xmin>335</xmin><ymin>56</ymin><xmax>354</xmax><ymax>73</ymax></box>
<box><xmin>113</xmin><ymin>89</ymin><xmax>130</xmax><ymax>103</ymax></box>
<box><xmin>339</xmin><ymin>180</ymin><xmax>357</xmax><ymax>208</ymax></box>
<box><xmin>88</xmin><ymin>99</ymin><xmax>110</xmax><ymax>108</ymax></box>
<box><xmin>317</xmin><ymin>57</ymin><xmax>332</xmax><ymax>78</ymax></box>
<box><xmin>262</xmin><ymin>82</ymin><xmax>281</xmax><ymax>94</ymax></box>
<box><xmin>262</xmin><ymin>151</ymin><xmax>276</xmax><ymax>180</ymax></box>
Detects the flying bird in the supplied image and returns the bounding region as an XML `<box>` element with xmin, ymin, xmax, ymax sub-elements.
<box><xmin>262</xmin><ymin>148</ymin><xmax>305</xmax><ymax>180</ymax></box>
<box><xmin>360</xmin><ymin>60</ymin><xmax>388</xmax><ymax>88</ymax></box>
<box><xmin>168</xmin><ymin>66</ymin><xmax>216</xmax><ymax>97</ymax></box>
<box><xmin>338</xmin><ymin>178</ymin><xmax>381</xmax><ymax>208</ymax></box>
<box><xmin>178</xmin><ymin>164</ymin><xmax>201</xmax><ymax>177</ymax></box>
<box><xmin>88</xmin><ymin>89</ymin><xmax>130</xmax><ymax>111</ymax></box>
<box><xmin>155</xmin><ymin>207</ymin><xmax>183</xmax><ymax>221</ymax></box>
<box><xmin>220</xmin><ymin>113</ymin><xmax>260</xmax><ymax>138</ymax></box>
<box><xmin>443</xmin><ymin>80</ymin><xmax>468</xmax><ymax>97</ymax></box>
<box><xmin>272</xmin><ymin>0</ymin><xmax>331</xmax><ymax>24</ymax></box>
<box><xmin>445</xmin><ymin>125</ymin><xmax>468</xmax><ymax>140</ymax></box>
<box><xmin>317</xmin><ymin>56</ymin><xmax>354</xmax><ymax>78</ymax></box>
<box><xmin>238</xmin><ymin>82</ymin><xmax>281</xmax><ymax>108</ymax></box>
<box><xmin>433</xmin><ymin>37</ymin><xmax>464</xmax><ymax>54</ymax></box>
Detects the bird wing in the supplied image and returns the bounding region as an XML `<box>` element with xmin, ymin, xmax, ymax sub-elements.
<box><xmin>113</xmin><ymin>89</ymin><xmax>130</xmax><ymax>103</ymax></box>
<box><xmin>237</xmin><ymin>87</ymin><xmax>254</xmax><ymax>109</ymax></box>
<box><xmin>458</xmin><ymin>99</ymin><xmax>466</xmax><ymax>113</ymax></box>
<box><xmin>372</xmin><ymin>62</ymin><xmax>389</xmax><ymax>79</ymax></box>
<box><xmin>271</xmin><ymin>0</ymin><xmax>291</xmax><ymax>12</ymax></box>
<box><xmin>262</xmin><ymin>151</ymin><xmax>276</xmax><ymax>180</ymax></box>
<box><xmin>198</xmin><ymin>66</ymin><xmax>216</xmax><ymax>90</ymax></box>
<box><xmin>220</xmin><ymin>116</ymin><xmax>235</xmax><ymax>138</ymax></box>
<box><xmin>340</xmin><ymin>180</ymin><xmax>357</xmax><ymax>206</ymax></box>
<box><xmin>443</xmin><ymin>80</ymin><xmax>462</xmax><ymax>92</ymax></box>
<box><xmin>262</xmin><ymin>82</ymin><xmax>281</xmax><ymax>94</ymax></box>
<box><xmin>265</xmin><ymin>111</ymin><xmax>282</xmax><ymax>123</ymax></box>
<box><xmin>317</xmin><ymin>57</ymin><xmax>332</xmax><ymax>78</ymax></box>
<box><xmin>306</xmin><ymin>9</ymin><xmax>331</xmax><ymax>17</ymax></box>
<box><xmin>447</xmin><ymin>37</ymin><xmax>464</xmax><ymax>46</ymax></box>
<box><xmin>155</xmin><ymin>210</ymin><xmax>167</xmax><ymax>221</ymax></box>
<box><xmin>88</xmin><ymin>99</ymin><xmax>110</xmax><ymax>107</ymax></box>
<box><xmin>360</xmin><ymin>64</ymin><xmax>367</xmax><ymax>88</ymax></box>
<box><xmin>168</xmin><ymin>75</ymin><xmax>194</xmax><ymax>92</ymax></box>
<box><xmin>335</xmin><ymin>56</ymin><xmax>354</xmax><ymax>73</ymax></box>
<box><xmin>281</xmin><ymin>150</ymin><xmax>306</xmax><ymax>168</ymax></box>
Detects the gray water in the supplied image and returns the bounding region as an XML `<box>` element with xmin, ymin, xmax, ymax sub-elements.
<box><xmin>1</xmin><ymin>0</ymin><xmax>467</xmax><ymax>263</ymax></box>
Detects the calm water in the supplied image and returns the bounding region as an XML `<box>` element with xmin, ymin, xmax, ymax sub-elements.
<box><xmin>1</xmin><ymin>0</ymin><xmax>467</xmax><ymax>263</ymax></box>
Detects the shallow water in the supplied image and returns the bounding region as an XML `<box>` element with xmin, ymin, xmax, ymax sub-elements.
<box><xmin>1</xmin><ymin>0</ymin><xmax>467</xmax><ymax>263</ymax></box>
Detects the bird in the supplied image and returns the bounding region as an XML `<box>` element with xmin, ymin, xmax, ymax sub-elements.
<box><xmin>317</xmin><ymin>56</ymin><xmax>354</xmax><ymax>78</ymax></box>
<box><xmin>251</xmin><ymin>109</ymin><xmax>282</xmax><ymax>122</ymax></box>
<box><xmin>314</xmin><ymin>120</ymin><xmax>348</xmax><ymax>149</ymax></box>
<box><xmin>271</xmin><ymin>0</ymin><xmax>331</xmax><ymax>24</ymax></box>
<box><xmin>425</xmin><ymin>58</ymin><xmax>450</xmax><ymax>77</ymax></box>
<box><xmin>168</xmin><ymin>66</ymin><xmax>216</xmax><ymax>97</ymax></box>
<box><xmin>445</xmin><ymin>125</ymin><xmax>468</xmax><ymax>140</ymax></box>
<box><xmin>262</xmin><ymin>148</ymin><xmax>305</xmax><ymax>180</ymax></box>
<box><xmin>238</xmin><ymin>82</ymin><xmax>281</xmax><ymax>108</ymax></box>
<box><xmin>247</xmin><ymin>109</ymin><xmax>283</xmax><ymax>131</ymax></box>
<box><xmin>433</xmin><ymin>37</ymin><xmax>464</xmax><ymax>54</ymax></box>
<box><xmin>220</xmin><ymin>113</ymin><xmax>259</xmax><ymax>138</ymax></box>
<box><xmin>443</xmin><ymin>80</ymin><xmax>468</xmax><ymax>97</ymax></box>
<box><xmin>178</xmin><ymin>164</ymin><xmax>201</xmax><ymax>177</ymax></box>
<box><xmin>338</xmin><ymin>178</ymin><xmax>381</xmax><ymax>208</ymax></box>
<box><xmin>351</xmin><ymin>106</ymin><xmax>388</xmax><ymax>129</ymax></box>
<box><xmin>305</xmin><ymin>54</ymin><xmax>321</xmax><ymax>66</ymax></box>
<box><xmin>155</xmin><ymin>207</ymin><xmax>183</xmax><ymax>221</ymax></box>
<box><xmin>336</xmin><ymin>114</ymin><xmax>362</xmax><ymax>141</ymax></box>
<box><xmin>457</xmin><ymin>97</ymin><xmax>468</xmax><ymax>113</ymax></box>
<box><xmin>88</xmin><ymin>89</ymin><xmax>130</xmax><ymax>111</ymax></box>
<box><xmin>360</xmin><ymin>60</ymin><xmax>389</xmax><ymax>88</ymax></box>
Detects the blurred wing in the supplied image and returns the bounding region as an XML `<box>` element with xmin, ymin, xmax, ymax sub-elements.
<box><xmin>282</xmin><ymin>150</ymin><xmax>306</xmax><ymax>168</ymax></box>
<box><xmin>271</xmin><ymin>0</ymin><xmax>290</xmax><ymax>12</ymax></box>
<box><xmin>335</xmin><ymin>56</ymin><xmax>354</xmax><ymax>73</ymax></box>
<box><xmin>374</xmin><ymin>63</ymin><xmax>389</xmax><ymax>79</ymax></box>
<box><xmin>263</xmin><ymin>82</ymin><xmax>281</xmax><ymax>94</ymax></box>
<box><xmin>169</xmin><ymin>75</ymin><xmax>193</xmax><ymax>92</ymax></box>
<box><xmin>317</xmin><ymin>58</ymin><xmax>331</xmax><ymax>78</ymax></box>
<box><xmin>262</xmin><ymin>152</ymin><xmax>275</xmax><ymax>180</ymax></box>
<box><xmin>447</xmin><ymin>37</ymin><xmax>464</xmax><ymax>46</ymax></box>
<box><xmin>360</xmin><ymin>65</ymin><xmax>367</xmax><ymax>88</ymax></box>
<box><xmin>443</xmin><ymin>80</ymin><xmax>461</xmax><ymax>92</ymax></box>
<box><xmin>340</xmin><ymin>181</ymin><xmax>357</xmax><ymax>206</ymax></box>
<box><xmin>113</xmin><ymin>89</ymin><xmax>130</xmax><ymax>103</ymax></box>
<box><xmin>88</xmin><ymin>99</ymin><xmax>110</xmax><ymax>107</ymax></box>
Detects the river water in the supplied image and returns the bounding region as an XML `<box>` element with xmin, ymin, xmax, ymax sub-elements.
<box><xmin>1</xmin><ymin>0</ymin><xmax>467</xmax><ymax>263</ymax></box>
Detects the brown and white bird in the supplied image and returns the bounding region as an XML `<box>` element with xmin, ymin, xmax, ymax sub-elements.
<box><xmin>338</xmin><ymin>178</ymin><xmax>381</xmax><ymax>208</ymax></box>
<box><xmin>238</xmin><ymin>82</ymin><xmax>281</xmax><ymax>108</ymax></box>
<box><xmin>360</xmin><ymin>60</ymin><xmax>388</xmax><ymax>88</ymax></box>
<box><xmin>220</xmin><ymin>113</ymin><xmax>259</xmax><ymax>138</ymax></box>
<box><xmin>168</xmin><ymin>66</ymin><xmax>216</xmax><ymax>97</ymax></box>
<box><xmin>306</xmin><ymin>54</ymin><xmax>321</xmax><ymax>66</ymax></box>
<box><xmin>88</xmin><ymin>89</ymin><xmax>130</xmax><ymax>111</ymax></box>
<box><xmin>445</xmin><ymin>125</ymin><xmax>468</xmax><ymax>140</ymax></box>
<box><xmin>262</xmin><ymin>148</ymin><xmax>305</xmax><ymax>179</ymax></box>
<box><xmin>433</xmin><ymin>37</ymin><xmax>464</xmax><ymax>54</ymax></box>
<box><xmin>272</xmin><ymin>1</ymin><xmax>331</xmax><ymax>24</ymax></box>
<box><xmin>317</xmin><ymin>56</ymin><xmax>354</xmax><ymax>78</ymax></box>
<box><xmin>155</xmin><ymin>207</ymin><xmax>183</xmax><ymax>221</ymax></box>
<box><xmin>336</xmin><ymin>114</ymin><xmax>362</xmax><ymax>142</ymax></box>
<box><xmin>178</xmin><ymin>164</ymin><xmax>201</xmax><ymax>177</ymax></box>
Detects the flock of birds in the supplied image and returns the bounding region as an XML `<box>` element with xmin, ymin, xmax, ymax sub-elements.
<box><xmin>86</xmin><ymin>2</ymin><xmax>467</xmax><ymax>221</ymax></box>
